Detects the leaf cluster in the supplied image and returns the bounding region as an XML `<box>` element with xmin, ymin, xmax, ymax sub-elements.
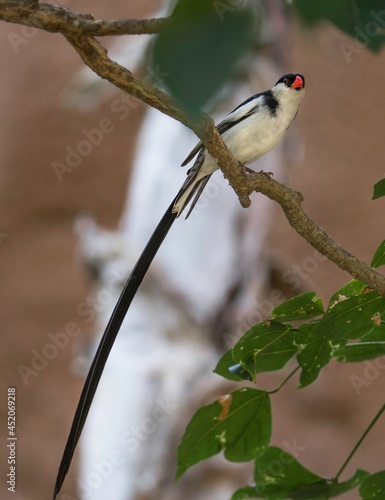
<box><xmin>177</xmin><ymin>241</ymin><xmax>385</xmax><ymax>498</ymax></box>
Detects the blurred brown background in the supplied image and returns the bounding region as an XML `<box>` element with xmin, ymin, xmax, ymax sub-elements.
<box><xmin>1</xmin><ymin>1</ymin><xmax>385</xmax><ymax>499</ymax></box>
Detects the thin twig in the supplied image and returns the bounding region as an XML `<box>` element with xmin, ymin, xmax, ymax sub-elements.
<box><xmin>333</xmin><ymin>402</ymin><xmax>385</xmax><ymax>481</ymax></box>
<box><xmin>244</xmin><ymin>173</ymin><xmax>385</xmax><ymax>295</ymax></box>
<box><xmin>268</xmin><ymin>366</ymin><xmax>300</xmax><ymax>394</ymax></box>
<box><xmin>0</xmin><ymin>1</ymin><xmax>169</xmax><ymax>35</ymax></box>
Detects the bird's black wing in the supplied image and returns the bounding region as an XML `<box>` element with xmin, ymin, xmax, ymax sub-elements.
<box><xmin>181</xmin><ymin>91</ymin><xmax>268</xmax><ymax>167</ymax></box>
<box><xmin>216</xmin><ymin>91</ymin><xmax>270</xmax><ymax>131</ymax></box>
<box><xmin>181</xmin><ymin>141</ymin><xmax>204</xmax><ymax>166</ymax></box>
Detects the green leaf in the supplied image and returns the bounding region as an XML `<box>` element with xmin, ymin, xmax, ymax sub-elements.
<box><xmin>360</xmin><ymin>470</ymin><xmax>385</xmax><ymax>499</ymax></box>
<box><xmin>334</xmin><ymin>342</ymin><xmax>385</xmax><ymax>362</ymax></box>
<box><xmin>232</xmin><ymin>486</ymin><xmax>260</xmax><ymax>499</ymax></box>
<box><xmin>295</xmin><ymin>322</ymin><xmax>319</xmax><ymax>345</ymax></box>
<box><xmin>371</xmin><ymin>240</ymin><xmax>385</xmax><ymax>268</ymax></box>
<box><xmin>253</xmin><ymin>447</ymin><xmax>327</xmax><ymax>499</ymax></box>
<box><xmin>232</xmin><ymin>468</ymin><xmax>369</xmax><ymax>499</ymax></box>
<box><xmin>176</xmin><ymin>388</ymin><xmax>271</xmax><ymax>479</ymax></box>
<box><xmin>373</xmin><ymin>178</ymin><xmax>385</xmax><ymax>200</ymax></box>
<box><xmin>214</xmin><ymin>349</ymin><xmax>252</xmax><ymax>382</ymax></box>
<box><xmin>330</xmin><ymin>469</ymin><xmax>370</xmax><ymax>497</ymax></box>
<box><xmin>297</xmin><ymin>336</ymin><xmax>333</xmax><ymax>388</ymax></box>
<box><xmin>329</xmin><ymin>279</ymin><xmax>368</xmax><ymax>307</ymax></box>
<box><xmin>272</xmin><ymin>292</ymin><xmax>324</xmax><ymax>322</ymax></box>
<box><xmin>293</xmin><ymin>0</ymin><xmax>385</xmax><ymax>53</ymax></box>
<box><xmin>152</xmin><ymin>0</ymin><xmax>255</xmax><ymax>112</ymax></box>
<box><xmin>233</xmin><ymin>446</ymin><xmax>327</xmax><ymax>499</ymax></box>
<box><xmin>312</xmin><ymin>292</ymin><xmax>385</xmax><ymax>341</ymax></box>
<box><xmin>361</xmin><ymin>322</ymin><xmax>385</xmax><ymax>341</ymax></box>
<box><xmin>233</xmin><ymin>322</ymin><xmax>298</xmax><ymax>380</ymax></box>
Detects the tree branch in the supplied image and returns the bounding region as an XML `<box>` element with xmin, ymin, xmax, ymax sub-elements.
<box><xmin>63</xmin><ymin>33</ymin><xmax>252</xmax><ymax>208</ymax></box>
<box><xmin>243</xmin><ymin>173</ymin><xmax>385</xmax><ymax>295</ymax></box>
<box><xmin>1</xmin><ymin>2</ymin><xmax>384</xmax><ymax>295</ymax></box>
<box><xmin>0</xmin><ymin>1</ymin><xmax>251</xmax><ymax>206</ymax></box>
<box><xmin>0</xmin><ymin>1</ymin><xmax>170</xmax><ymax>35</ymax></box>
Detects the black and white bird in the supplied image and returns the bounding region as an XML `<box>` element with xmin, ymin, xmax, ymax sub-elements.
<box><xmin>53</xmin><ymin>72</ymin><xmax>305</xmax><ymax>498</ymax></box>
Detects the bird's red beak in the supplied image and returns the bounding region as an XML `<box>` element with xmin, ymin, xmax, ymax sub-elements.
<box><xmin>291</xmin><ymin>75</ymin><xmax>304</xmax><ymax>89</ymax></box>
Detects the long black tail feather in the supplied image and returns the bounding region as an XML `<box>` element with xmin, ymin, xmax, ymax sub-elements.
<box><xmin>53</xmin><ymin>199</ymin><xmax>177</xmax><ymax>499</ymax></box>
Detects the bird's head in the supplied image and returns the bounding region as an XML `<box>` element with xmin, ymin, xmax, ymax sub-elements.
<box><xmin>273</xmin><ymin>73</ymin><xmax>305</xmax><ymax>107</ymax></box>
<box><xmin>275</xmin><ymin>73</ymin><xmax>305</xmax><ymax>91</ymax></box>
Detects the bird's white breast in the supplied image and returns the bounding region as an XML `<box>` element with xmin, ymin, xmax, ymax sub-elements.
<box><xmin>194</xmin><ymin>86</ymin><xmax>304</xmax><ymax>181</ymax></box>
<box><xmin>224</xmin><ymin>91</ymin><xmax>302</xmax><ymax>165</ymax></box>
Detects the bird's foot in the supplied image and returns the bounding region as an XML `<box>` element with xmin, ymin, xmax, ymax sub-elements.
<box><xmin>239</xmin><ymin>164</ymin><xmax>274</xmax><ymax>177</ymax></box>
<box><xmin>257</xmin><ymin>169</ymin><xmax>274</xmax><ymax>177</ymax></box>
<box><xmin>237</xmin><ymin>160</ymin><xmax>247</xmax><ymax>173</ymax></box>
<box><xmin>238</xmin><ymin>162</ymin><xmax>257</xmax><ymax>175</ymax></box>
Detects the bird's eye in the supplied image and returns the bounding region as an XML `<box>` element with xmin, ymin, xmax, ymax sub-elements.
<box><xmin>283</xmin><ymin>78</ymin><xmax>289</xmax><ymax>86</ymax></box>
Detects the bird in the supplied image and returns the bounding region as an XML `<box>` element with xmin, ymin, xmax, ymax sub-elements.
<box><xmin>53</xmin><ymin>72</ymin><xmax>305</xmax><ymax>498</ymax></box>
